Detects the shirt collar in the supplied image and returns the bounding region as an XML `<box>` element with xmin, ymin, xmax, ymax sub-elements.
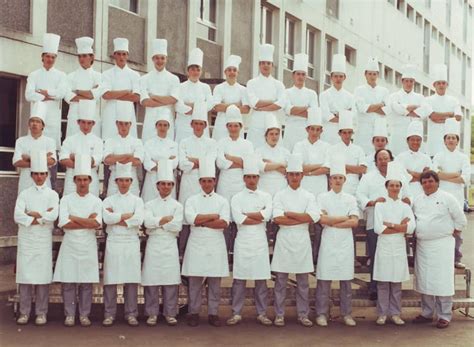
<box><xmin>34</xmin><ymin>183</ymin><xmax>47</xmax><ymax>191</ymax></box>
<box><xmin>201</xmin><ymin>189</ymin><xmax>214</xmax><ymax>197</ymax></box>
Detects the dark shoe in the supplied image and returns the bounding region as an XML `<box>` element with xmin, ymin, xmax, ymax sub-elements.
<box><xmin>369</xmin><ymin>292</ymin><xmax>378</xmax><ymax>301</ymax></box>
<box><xmin>187</xmin><ymin>314</ymin><xmax>199</xmax><ymax>327</ymax></box>
<box><xmin>412</xmin><ymin>315</ymin><xmax>432</xmax><ymax>324</ymax></box>
<box><xmin>436</xmin><ymin>319</ymin><xmax>450</xmax><ymax>329</ymax></box>
<box><xmin>208</xmin><ymin>314</ymin><xmax>221</xmax><ymax>327</ymax></box>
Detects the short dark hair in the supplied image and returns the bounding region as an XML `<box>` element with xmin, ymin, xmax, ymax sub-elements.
<box><xmin>384</xmin><ymin>180</ymin><xmax>402</xmax><ymax>188</ymax></box>
<box><xmin>187</xmin><ymin>64</ymin><xmax>200</xmax><ymax>71</ymax></box>
<box><xmin>419</xmin><ymin>170</ymin><xmax>440</xmax><ymax>184</ymax></box>
<box><xmin>265</xmin><ymin>127</ymin><xmax>280</xmax><ymax>137</ymax></box>
<box><xmin>443</xmin><ymin>134</ymin><xmax>460</xmax><ymax>141</ymax></box>
<box><xmin>374</xmin><ymin>149</ymin><xmax>394</xmax><ymax>162</ymax></box>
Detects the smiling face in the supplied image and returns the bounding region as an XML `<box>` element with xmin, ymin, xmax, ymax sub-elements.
<box><xmin>372</xmin><ymin>136</ymin><xmax>388</xmax><ymax>151</ymax></box>
<box><xmin>444</xmin><ymin>134</ymin><xmax>459</xmax><ymax>151</ymax></box>
<box><xmin>386</xmin><ymin>179</ymin><xmax>401</xmax><ymax>198</ymax></box>
<box><xmin>375</xmin><ymin>150</ymin><xmax>392</xmax><ymax>174</ymax></box>
<box><xmin>42</xmin><ymin>53</ymin><xmax>56</xmax><ymax>69</ymax></box>
<box><xmin>365</xmin><ymin>70</ymin><xmax>379</xmax><ymax>85</ymax></box>
<box><xmin>157</xmin><ymin>180</ymin><xmax>174</xmax><ymax>197</ymax></box>
<box><xmin>152</xmin><ymin>54</ymin><xmax>167</xmax><ymax>70</ymax></box>
<box><xmin>187</xmin><ymin>65</ymin><xmax>201</xmax><ymax>81</ymax></box>
<box><xmin>421</xmin><ymin>175</ymin><xmax>439</xmax><ymax>195</ymax></box>
<box><xmin>199</xmin><ymin>177</ymin><xmax>216</xmax><ymax>194</ymax></box>
<box><xmin>224</xmin><ymin>67</ymin><xmax>238</xmax><ymax>81</ymax></box>
<box><xmin>339</xmin><ymin>129</ymin><xmax>353</xmax><ymax>144</ymax></box>
<box><xmin>434</xmin><ymin>80</ymin><xmax>448</xmax><ymax>95</ymax></box>
<box><xmin>407</xmin><ymin>135</ymin><xmax>422</xmax><ymax>152</ymax></box>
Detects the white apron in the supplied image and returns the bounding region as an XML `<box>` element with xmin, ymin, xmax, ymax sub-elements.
<box><xmin>373</xmin><ymin>233</ymin><xmax>410</xmax><ymax>282</ymax></box>
<box><xmin>216</xmin><ymin>168</ymin><xmax>244</xmax><ymax>204</ymax></box>
<box><xmin>247</xmin><ymin>110</ymin><xmax>271</xmax><ymax>149</ymax></box>
<box><xmin>283</xmin><ymin>117</ymin><xmax>307</xmax><ymax>151</ymax></box>
<box><xmin>103</xmin><ymin>232</ymin><xmax>141</xmax><ymax>285</ymax></box>
<box><xmin>271</xmin><ymin>226</ymin><xmax>314</xmax><ymax>274</ymax></box>
<box><xmin>142</xmin><ymin>233</ymin><xmax>181</xmax><ymax>285</ymax></box>
<box><xmin>233</xmin><ymin>227</ymin><xmax>271</xmax><ymax>280</ymax></box>
<box><xmin>316</xmin><ymin>227</ymin><xmax>354</xmax><ymax>280</ymax></box>
<box><xmin>258</xmin><ymin>172</ymin><xmax>287</xmax><ymax>197</ymax></box>
<box><xmin>178</xmin><ymin>170</ymin><xmax>200</xmax><ymax>208</ymax></box>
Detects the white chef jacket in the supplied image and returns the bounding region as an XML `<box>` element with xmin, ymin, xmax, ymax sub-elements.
<box><xmin>356</xmin><ymin>168</ymin><xmax>411</xmax><ymax>230</ymax></box>
<box><xmin>395</xmin><ymin>149</ymin><xmax>432</xmax><ymax>199</ymax></box>
<box><xmin>103</xmin><ymin>134</ymin><xmax>144</xmax><ymax>197</ymax></box>
<box><xmin>255</xmin><ymin>143</ymin><xmax>290</xmax><ymax>197</ymax></box>
<box><xmin>293</xmin><ymin>138</ymin><xmax>330</xmax><ymax>198</ymax></box>
<box><xmin>25</xmin><ymin>67</ymin><xmax>67</xmax><ymax>149</ymax></box>
<box><xmin>142</xmin><ymin>136</ymin><xmax>179</xmax><ymax>202</ymax></box>
<box><xmin>211</xmin><ymin>81</ymin><xmax>249</xmax><ymax>141</ymax></box>
<box><xmin>283</xmin><ymin>85</ymin><xmax>318</xmax><ymax>151</ymax></box>
<box><xmin>102</xmin><ymin>191</ymin><xmax>144</xmax><ymax>285</ymax></box>
<box><xmin>425</xmin><ymin>93</ymin><xmax>462</xmax><ymax>157</ymax></box>
<box><xmin>12</xmin><ymin>134</ymin><xmax>56</xmax><ymax>194</ymax></box>
<box><xmin>59</xmin><ymin>131</ymin><xmax>103</xmax><ymax>196</ymax></box>
<box><xmin>433</xmin><ymin>148</ymin><xmax>471</xmax><ymax>208</ymax></box>
<box><xmin>139</xmin><ymin>68</ymin><xmax>180</xmax><ymax>143</ymax></box>
<box><xmin>181</xmin><ymin>190</ymin><xmax>230</xmax><ymax>277</ymax></box>
<box><xmin>353</xmin><ymin>84</ymin><xmax>390</xmax><ymax>154</ymax></box>
<box><xmin>101</xmin><ymin>65</ymin><xmax>140</xmax><ymax>140</ymax></box>
<box><xmin>319</xmin><ymin>86</ymin><xmax>354</xmax><ymax>145</ymax></box>
<box><xmin>64</xmin><ymin>67</ymin><xmax>103</xmax><ymax>138</ymax></box>
<box><xmin>14</xmin><ymin>184</ymin><xmax>59</xmax><ymax>284</ymax></box>
<box><xmin>388</xmin><ymin>89</ymin><xmax>431</xmax><ymax>156</ymax></box>
<box><xmin>174</xmin><ymin>80</ymin><xmax>214</xmax><ymax>142</ymax></box>
<box><xmin>413</xmin><ymin>190</ymin><xmax>467</xmax><ymax>296</ymax></box>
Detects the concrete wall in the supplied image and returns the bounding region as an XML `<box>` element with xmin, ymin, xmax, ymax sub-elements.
<box><xmin>0</xmin><ymin>0</ymin><xmax>30</xmax><ymax>33</ymax></box>
<box><xmin>197</xmin><ymin>38</ymin><xmax>222</xmax><ymax>79</ymax></box>
<box><xmin>230</xmin><ymin>0</ymin><xmax>254</xmax><ymax>83</ymax></box>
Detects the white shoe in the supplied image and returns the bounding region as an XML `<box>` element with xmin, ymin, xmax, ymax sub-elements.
<box><xmin>226</xmin><ymin>314</ymin><xmax>242</xmax><ymax>326</ymax></box>
<box><xmin>127</xmin><ymin>316</ymin><xmax>139</xmax><ymax>327</ymax></box>
<box><xmin>343</xmin><ymin>315</ymin><xmax>357</xmax><ymax>327</ymax></box>
<box><xmin>35</xmin><ymin>314</ymin><xmax>47</xmax><ymax>326</ymax></box>
<box><xmin>274</xmin><ymin>315</ymin><xmax>285</xmax><ymax>327</ymax></box>
<box><xmin>16</xmin><ymin>314</ymin><xmax>29</xmax><ymax>325</ymax></box>
<box><xmin>316</xmin><ymin>315</ymin><xmax>328</xmax><ymax>327</ymax></box>
<box><xmin>165</xmin><ymin>316</ymin><xmax>178</xmax><ymax>326</ymax></box>
<box><xmin>102</xmin><ymin>316</ymin><xmax>114</xmax><ymax>327</ymax></box>
<box><xmin>256</xmin><ymin>314</ymin><xmax>273</xmax><ymax>326</ymax></box>
<box><xmin>64</xmin><ymin>316</ymin><xmax>75</xmax><ymax>327</ymax></box>
<box><xmin>376</xmin><ymin>315</ymin><xmax>387</xmax><ymax>326</ymax></box>
<box><xmin>298</xmin><ymin>316</ymin><xmax>313</xmax><ymax>327</ymax></box>
<box><xmin>146</xmin><ymin>315</ymin><xmax>157</xmax><ymax>326</ymax></box>
<box><xmin>79</xmin><ymin>316</ymin><xmax>91</xmax><ymax>327</ymax></box>
<box><xmin>391</xmin><ymin>315</ymin><xmax>405</xmax><ymax>326</ymax></box>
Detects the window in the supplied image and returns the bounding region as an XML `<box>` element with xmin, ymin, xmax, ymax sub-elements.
<box><xmin>445</xmin><ymin>38</ymin><xmax>450</xmax><ymax>80</ymax></box>
<box><xmin>326</xmin><ymin>0</ymin><xmax>339</xmax><ymax>18</ymax></box>
<box><xmin>463</xmin><ymin>0</ymin><xmax>468</xmax><ymax>42</ymax></box>
<box><xmin>416</xmin><ymin>12</ymin><xmax>423</xmax><ymax>27</ymax></box>
<box><xmin>306</xmin><ymin>26</ymin><xmax>321</xmax><ymax>79</ymax></box>
<box><xmin>457</xmin><ymin>48</ymin><xmax>461</xmax><ymax>59</ymax></box>
<box><xmin>423</xmin><ymin>20</ymin><xmax>430</xmax><ymax>73</ymax></box>
<box><xmin>109</xmin><ymin>0</ymin><xmax>138</xmax><ymax>13</ymax></box>
<box><xmin>446</xmin><ymin>0</ymin><xmax>452</xmax><ymax>27</ymax></box>
<box><xmin>422</xmin><ymin>85</ymin><xmax>430</xmax><ymax>96</ymax></box>
<box><xmin>461</xmin><ymin>54</ymin><xmax>466</xmax><ymax>96</ymax></box>
<box><xmin>397</xmin><ymin>0</ymin><xmax>405</xmax><ymax>13</ymax></box>
<box><xmin>344</xmin><ymin>45</ymin><xmax>356</xmax><ymax>66</ymax></box>
<box><xmin>197</xmin><ymin>0</ymin><xmax>217</xmax><ymax>42</ymax></box>
<box><xmin>0</xmin><ymin>76</ymin><xmax>19</xmax><ymax>173</ymax></box>
<box><xmin>325</xmin><ymin>35</ymin><xmax>337</xmax><ymax>73</ymax></box>
<box><xmin>284</xmin><ymin>16</ymin><xmax>296</xmax><ymax>70</ymax></box>
<box><xmin>260</xmin><ymin>4</ymin><xmax>273</xmax><ymax>44</ymax></box>
<box><xmin>415</xmin><ymin>82</ymin><xmax>421</xmax><ymax>93</ymax></box>
<box><xmin>384</xmin><ymin>65</ymin><xmax>393</xmax><ymax>83</ymax></box>
<box><xmin>438</xmin><ymin>32</ymin><xmax>444</xmax><ymax>45</ymax></box>
<box><xmin>406</xmin><ymin>4</ymin><xmax>414</xmax><ymax>21</ymax></box>
<box><xmin>395</xmin><ymin>71</ymin><xmax>402</xmax><ymax>87</ymax></box>
<box><xmin>431</xmin><ymin>26</ymin><xmax>438</xmax><ymax>39</ymax></box>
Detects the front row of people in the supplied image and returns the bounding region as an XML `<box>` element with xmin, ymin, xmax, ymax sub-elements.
<box><xmin>14</xmin><ymin>149</ymin><xmax>466</xmax><ymax>329</ymax></box>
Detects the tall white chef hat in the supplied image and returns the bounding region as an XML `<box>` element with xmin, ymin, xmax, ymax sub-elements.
<box><xmin>264</xmin><ymin>113</ymin><xmax>281</xmax><ymax>131</ymax></box>
<box><xmin>75</xmin><ymin>36</ymin><xmax>94</xmax><ymax>55</ymax></box>
<box><xmin>152</xmin><ymin>38</ymin><xmax>167</xmax><ymax>56</ymax></box>
<box><xmin>191</xmin><ymin>101</ymin><xmax>208</xmax><ymax>123</ymax></box>
<box><xmin>113</xmin><ymin>37</ymin><xmax>129</xmax><ymax>53</ymax></box>
<box><xmin>444</xmin><ymin>118</ymin><xmax>460</xmax><ymax>136</ymax></box>
<box><xmin>373</xmin><ymin>118</ymin><xmax>388</xmax><ymax>138</ymax></box>
<box><xmin>188</xmin><ymin>47</ymin><xmax>204</xmax><ymax>67</ymax></box>
<box><xmin>293</xmin><ymin>53</ymin><xmax>308</xmax><ymax>73</ymax></box>
<box><xmin>432</xmin><ymin>63</ymin><xmax>448</xmax><ymax>83</ymax></box>
<box><xmin>286</xmin><ymin>154</ymin><xmax>303</xmax><ymax>173</ymax></box>
<box><xmin>74</xmin><ymin>154</ymin><xmax>92</xmax><ymax>177</ymax></box>
<box><xmin>365</xmin><ymin>57</ymin><xmax>379</xmax><ymax>73</ymax></box>
<box><xmin>385</xmin><ymin>161</ymin><xmax>407</xmax><ymax>183</ymax></box>
<box><xmin>155</xmin><ymin>107</ymin><xmax>172</xmax><ymax>125</ymax></box>
<box><xmin>331</xmin><ymin>54</ymin><xmax>346</xmax><ymax>74</ymax></box>
<box><xmin>78</xmin><ymin>100</ymin><xmax>96</xmax><ymax>121</ymax></box>
<box><xmin>156</xmin><ymin>159</ymin><xmax>174</xmax><ymax>183</ymax></box>
<box><xmin>115</xmin><ymin>162</ymin><xmax>133</xmax><ymax>179</ymax></box>
<box><xmin>224</xmin><ymin>55</ymin><xmax>242</xmax><ymax>70</ymax></box>
<box><xmin>306</xmin><ymin>107</ymin><xmax>323</xmax><ymax>127</ymax></box>
<box><xmin>42</xmin><ymin>33</ymin><xmax>60</xmax><ymax>54</ymax></box>
<box><xmin>406</xmin><ymin>120</ymin><xmax>424</xmax><ymax>138</ymax></box>
<box><xmin>30</xmin><ymin>150</ymin><xmax>48</xmax><ymax>173</ymax></box>
<box><xmin>338</xmin><ymin>110</ymin><xmax>354</xmax><ymax>130</ymax></box>
<box><xmin>225</xmin><ymin>105</ymin><xmax>243</xmax><ymax>124</ymax></box>
<box><xmin>199</xmin><ymin>157</ymin><xmax>216</xmax><ymax>179</ymax></box>
<box><xmin>115</xmin><ymin>101</ymin><xmax>135</xmax><ymax>123</ymax></box>
<box><xmin>243</xmin><ymin>154</ymin><xmax>260</xmax><ymax>176</ymax></box>
<box><xmin>329</xmin><ymin>153</ymin><xmax>346</xmax><ymax>177</ymax></box>
<box><xmin>401</xmin><ymin>64</ymin><xmax>417</xmax><ymax>80</ymax></box>
<box><xmin>259</xmin><ymin>43</ymin><xmax>274</xmax><ymax>62</ymax></box>
<box><xmin>30</xmin><ymin>102</ymin><xmax>47</xmax><ymax>123</ymax></box>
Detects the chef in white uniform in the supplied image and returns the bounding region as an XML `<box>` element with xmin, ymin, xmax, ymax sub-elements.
<box><xmin>433</xmin><ymin>119</ymin><xmax>470</xmax><ymax>269</ymax></box>
<box><xmin>102</xmin><ymin>163</ymin><xmax>144</xmax><ymax>327</ymax></box>
<box><xmin>142</xmin><ymin>109</ymin><xmax>179</xmax><ymax>202</ymax></box>
<box><xmin>64</xmin><ymin>36</ymin><xmax>103</xmax><ymax>138</ymax></box>
<box><xmin>178</xmin><ymin>102</ymin><xmax>217</xmax><ymax>255</ymax></box>
<box><xmin>320</xmin><ymin>54</ymin><xmax>354</xmax><ymax>145</ymax></box>
<box><xmin>142</xmin><ymin>159</ymin><xmax>183</xmax><ymax>327</ymax></box>
<box><xmin>356</xmin><ymin>149</ymin><xmax>411</xmax><ymax>300</ymax></box>
<box><xmin>226</xmin><ymin>155</ymin><xmax>273</xmax><ymax>327</ymax></box>
<box><xmin>271</xmin><ymin>154</ymin><xmax>320</xmax><ymax>328</ymax></box>
<box><xmin>353</xmin><ymin>57</ymin><xmax>390</xmax><ymax>154</ymax></box>
<box><xmin>315</xmin><ymin>155</ymin><xmax>359</xmax><ymax>328</ymax></box>
<box><xmin>293</xmin><ymin>108</ymin><xmax>330</xmax><ymax>198</ymax></box>
<box><xmin>326</xmin><ymin>110</ymin><xmax>367</xmax><ymax>196</ymax></box>
<box><xmin>255</xmin><ymin>114</ymin><xmax>290</xmax><ymax>197</ymax></box>
<box><xmin>103</xmin><ymin>101</ymin><xmax>144</xmax><ymax>197</ymax></box>
<box><xmin>101</xmin><ymin>38</ymin><xmax>140</xmax><ymax>140</ymax></box>
<box><xmin>425</xmin><ymin>64</ymin><xmax>463</xmax><ymax>157</ymax></box>
<box><xmin>175</xmin><ymin>48</ymin><xmax>214</xmax><ymax>142</ymax></box>
<box><xmin>365</xmin><ymin>118</ymin><xmax>389</xmax><ymax>172</ymax></box>
<box><xmin>14</xmin><ymin>151</ymin><xmax>59</xmax><ymax>326</ymax></box>
<box><xmin>140</xmin><ymin>38</ymin><xmax>180</xmax><ymax>142</ymax></box>
<box><xmin>395</xmin><ymin>121</ymin><xmax>432</xmax><ymax>199</ymax></box>
<box><xmin>412</xmin><ymin>170</ymin><xmax>467</xmax><ymax>329</ymax></box>
<box><xmin>388</xmin><ymin>65</ymin><xmax>431</xmax><ymax>155</ymax></box>
<box><xmin>246</xmin><ymin>44</ymin><xmax>286</xmax><ymax>149</ymax></box>
<box><xmin>182</xmin><ymin>157</ymin><xmax>230</xmax><ymax>328</ymax></box>
<box><xmin>53</xmin><ymin>154</ymin><xmax>102</xmax><ymax>327</ymax></box>
<box><xmin>59</xmin><ymin>100</ymin><xmax>103</xmax><ymax>196</ymax></box>
<box><xmin>283</xmin><ymin>53</ymin><xmax>318</xmax><ymax>151</ymax></box>
<box><xmin>13</xmin><ymin>102</ymin><xmax>56</xmax><ymax>194</ymax></box>
<box><xmin>212</xmin><ymin>55</ymin><xmax>250</xmax><ymax>141</ymax></box>
<box><xmin>25</xmin><ymin>33</ymin><xmax>67</xmax><ymax>150</ymax></box>
<box><xmin>373</xmin><ymin>162</ymin><xmax>416</xmax><ymax>326</ymax></box>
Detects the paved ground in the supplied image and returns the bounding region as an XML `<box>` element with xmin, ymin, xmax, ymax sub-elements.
<box><xmin>1</xmin><ymin>214</ymin><xmax>473</xmax><ymax>347</ymax></box>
